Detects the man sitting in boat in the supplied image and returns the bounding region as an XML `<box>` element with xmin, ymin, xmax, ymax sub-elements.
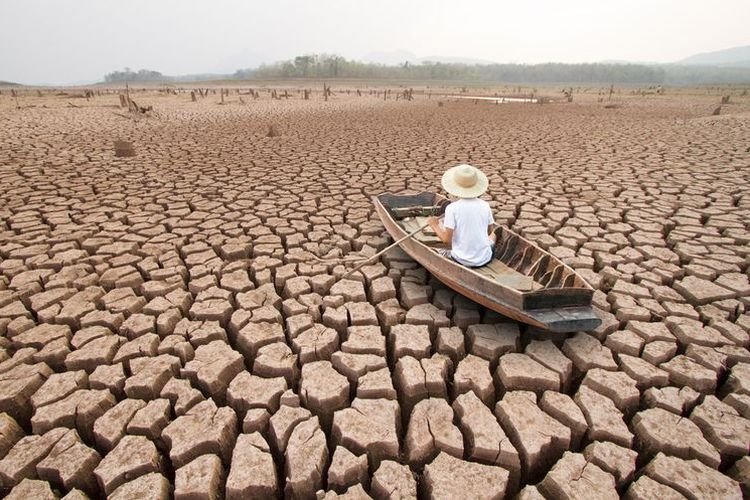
<box><xmin>427</xmin><ymin>164</ymin><xmax>496</xmax><ymax>268</ymax></box>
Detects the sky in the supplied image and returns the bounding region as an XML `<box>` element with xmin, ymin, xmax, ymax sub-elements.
<box><xmin>1</xmin><ymin>0</ymin><xmax>749</xmax><ymax>85</ymax></box>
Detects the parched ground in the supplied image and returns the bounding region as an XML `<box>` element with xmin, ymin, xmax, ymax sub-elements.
<box><xmin>0</xmin><ymin>86</ymin><xmax>749</xmax><ymax>499</ymax></box>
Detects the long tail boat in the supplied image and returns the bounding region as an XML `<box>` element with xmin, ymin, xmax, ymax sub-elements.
<box><xmin>374</xmin><ymin>192</ymin><xmax>602</xmax><ymax>333</ymax></box>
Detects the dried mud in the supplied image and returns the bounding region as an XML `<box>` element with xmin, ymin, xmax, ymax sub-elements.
<box><xmin>0</xmin><ymin>87</ymin><xmax>749</xmax><ymax>498</ymax></box>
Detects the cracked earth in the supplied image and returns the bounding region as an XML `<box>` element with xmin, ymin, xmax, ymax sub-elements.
<box><xmin>0</xmin><ymin>86</ymin><xmax>749</xmax><ymax>499</ymax></box>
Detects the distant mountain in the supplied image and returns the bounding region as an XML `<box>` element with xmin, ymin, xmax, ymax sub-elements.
<box><xmin>385</xmin><ymin>46</ymin><xmax>750</xmax><ymax>68</ymax></box>
<box><xmin>0</xmin><ymin>80</ymin><xmax>21</xmax><ymax>87</ymax></box>
<box><xmin>677</xmin><ymin>45</ymin><xmax>750</xmax><ymax>67</ymax></box>
<box><xmin>416</xmin><ymin>55</ymin><xmax>498</xmax><ymax>65</ymax></box>
<box><xmin>360</xmin><ymin>50</ymin><xmax>497</xmax><ymax>66</ymax></box>
<box><xmin>360</xmin><ymin>50</ymin><xmax>419</xmax><ymax>65</ymax></box>
<box><xmin>599</xmin><ymin>59</ymin><xmax>660</xmax><ymax>66</ymax></box>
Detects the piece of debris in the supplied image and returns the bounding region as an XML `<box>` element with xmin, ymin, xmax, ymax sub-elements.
<box><xmin>267</xmin><ymin>125</ymin><xmax>281</xmax><ymax>138</ymax></box>
<box><xmin>114</xmin><ymin>140</ymin><xmax>136</xmax><ymax>157</ymax></box>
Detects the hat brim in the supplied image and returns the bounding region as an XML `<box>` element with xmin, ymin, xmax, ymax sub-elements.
<box><xmin>441</xmin><ymin>166</ymin><xmax>489</xmax><ymax>198</ymax></box>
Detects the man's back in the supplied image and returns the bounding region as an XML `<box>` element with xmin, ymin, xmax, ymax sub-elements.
<box><xmin>443</xmin><ymin>198</ymin><xmax>494</xmax><ymax>267</ymax></box>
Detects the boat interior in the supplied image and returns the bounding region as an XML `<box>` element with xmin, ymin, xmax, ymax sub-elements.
<box><xmin>384</xmin><ymin>196</ymin><xmax>590</xmax><ymax>293</ymax></box>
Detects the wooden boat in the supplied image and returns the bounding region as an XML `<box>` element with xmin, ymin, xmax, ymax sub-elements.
<box><xmin>374</xmin><ymin>192</ymin><xmax>602</xmax><ymax>333</ymax></box>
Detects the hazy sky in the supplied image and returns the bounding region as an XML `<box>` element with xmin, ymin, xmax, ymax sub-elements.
<box><xmin>2</xmin><ymin>0</ymin><xmax>748</xmax><ymax>85</ymax></box>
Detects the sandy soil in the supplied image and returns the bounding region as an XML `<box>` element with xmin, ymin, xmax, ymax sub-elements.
<box><xmin>0</xmin><ymin>85</ymin><xmax>749</xmax><ymax>498</ymax></box>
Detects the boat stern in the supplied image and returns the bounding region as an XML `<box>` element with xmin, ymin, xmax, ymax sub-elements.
<box><xmin>527</xmin><ymin>306</ymin><xmax>602</xmax><ymax>333</ymax></box>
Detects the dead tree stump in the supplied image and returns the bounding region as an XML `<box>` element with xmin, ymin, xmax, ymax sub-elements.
<box><xmin>127</xmin><ymin>97</ymin><xmax>138</xmax><ymax>113</ymax></box>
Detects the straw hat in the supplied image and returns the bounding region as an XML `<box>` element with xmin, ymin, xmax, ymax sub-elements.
<box><xmin>441</xmin><ymin>164</ymin><xmax>489</xmax><ymax>198</ymax></box>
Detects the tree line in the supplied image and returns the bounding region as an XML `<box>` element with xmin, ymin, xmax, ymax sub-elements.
<box><xmin>104</xmin><ymin>68</ymin><xmax>164</xmax><ymax>83</ymax></box>
<box><xmin>105</xmin><ymin>55</ymin><xmax>750</xmax><ymax>85</ymax></box>
<box><xmin>237</xmin><ymin>54</ymin><xmax>750</xmax><ymax>84</ymax></box>
<box><xmin>235</xmin><ymin>55</ymin><xmax>669</xmax><ymax>84</ymax></box>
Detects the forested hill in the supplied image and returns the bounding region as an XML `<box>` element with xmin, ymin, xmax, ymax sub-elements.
<box><xmin>236</xmin><ymin>56</ymin><xmax>750</xmax><ymax>84</ymax></box>
<box><xmin>104</xmin><ymin>55</ymin><xmax>750</xmax><ymax>85</ymax></box>
<box><xmin>678</xmin><ymin>45</ymin><xmax>750</xmax><ymax>67</ymax></box>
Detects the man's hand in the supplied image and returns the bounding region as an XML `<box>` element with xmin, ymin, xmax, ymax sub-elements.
<box><xmin>426</xmin><ymin>216</ymin><xmax>453</xmax><ymax>244</ymax></box>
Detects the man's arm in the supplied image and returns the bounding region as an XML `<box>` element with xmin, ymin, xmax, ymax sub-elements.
<box><xmin>486</xmin><ymin>203</ymin><xmax>496</xmax><ymax>236</ymax></box>
<box><xmin>427</xmin><ymin>217</ymin><xmax>453</xmax><ymax>244</ymax></box>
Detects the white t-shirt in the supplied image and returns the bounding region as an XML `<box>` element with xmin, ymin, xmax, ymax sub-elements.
<box><xmin>443</xmin><ymin>198</ymin><xmax>495</xmax><ymax>267</ymax></box>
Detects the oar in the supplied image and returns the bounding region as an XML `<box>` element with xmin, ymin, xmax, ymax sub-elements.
<box><xmin>333</xmin><ymin>221</ymin><xmax>432</xmax><ymax>285</ymax></box>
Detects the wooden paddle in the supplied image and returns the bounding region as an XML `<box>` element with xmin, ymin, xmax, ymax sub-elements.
<box><xmin>332</xmin><ymin>221</ymin><xmax>432</xmax><ymax>286</ymax></box>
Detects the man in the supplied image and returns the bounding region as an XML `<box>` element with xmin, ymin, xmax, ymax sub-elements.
<box><xmin>427</xmin><ymin>164</ymin><xmax>496</xmax><ymax>267</ymax></box>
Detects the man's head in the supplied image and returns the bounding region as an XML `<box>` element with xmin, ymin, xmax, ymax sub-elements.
<box><xmin>441</xmin><ymin>163</ymin><xmax>488</xmax><ymax>198</ymax></box>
